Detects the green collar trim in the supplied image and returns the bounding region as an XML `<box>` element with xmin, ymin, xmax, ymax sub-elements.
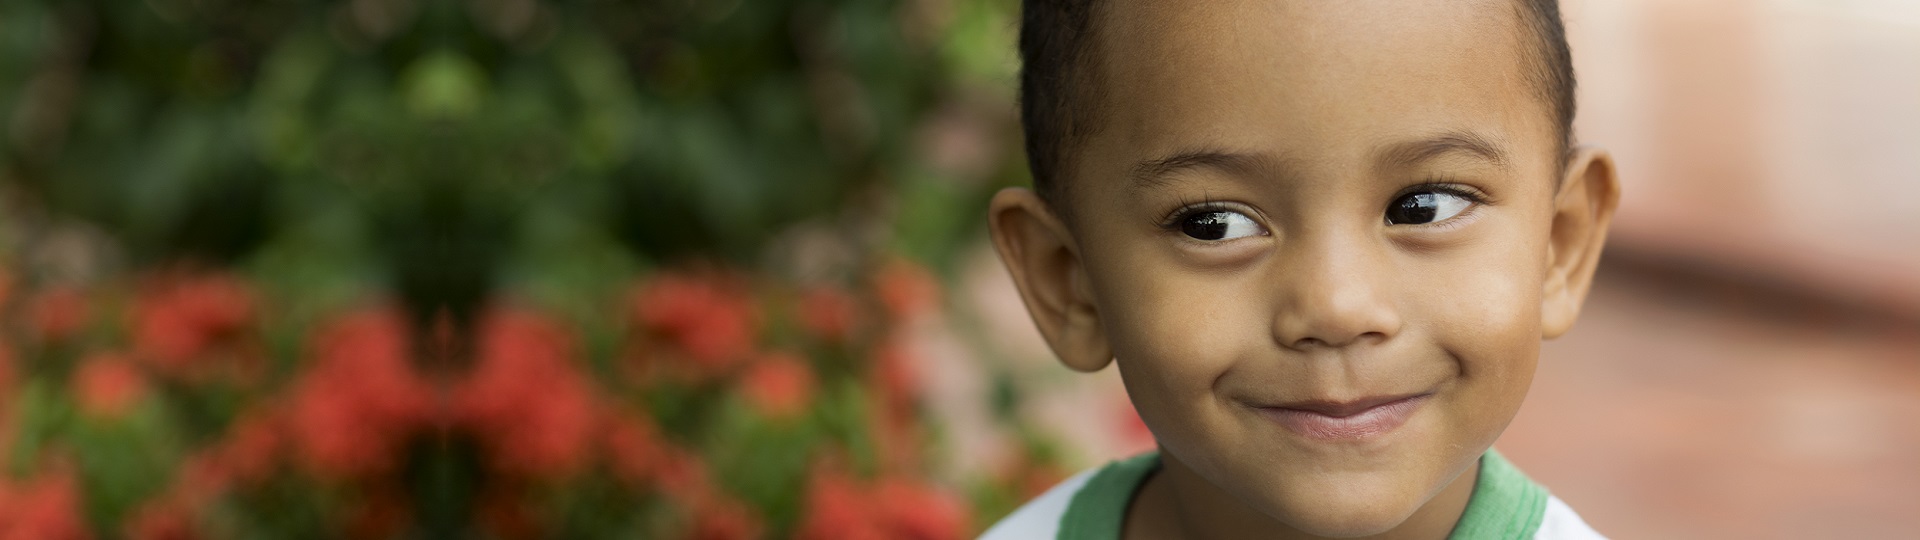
<box><xmin>1447</xmin><ymin>449</ymin><xmax>1550</xmax><ymax>540</ymax></box>
<box><xmin>1055</xmin><ymin>449</ymin><xmax>1548</xmax><ymax>540</ymax></box>
<box><xmin>1058</xmin><ymin>452</ymin><xmax>1160</xmax><ymax>540</ymax></box>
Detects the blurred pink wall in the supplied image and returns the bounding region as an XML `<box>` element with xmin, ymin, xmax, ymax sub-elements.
<box><xmin>1568</xmin><ymin>0</ymin><xmax>1920</xmax><ymax>314</ymax></box>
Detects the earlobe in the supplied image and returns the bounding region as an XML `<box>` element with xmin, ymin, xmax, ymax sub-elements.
<box><xmin>986</xmin><ymin>188</ymin><xmax>1114</xmax><ymax>372</ymax></box>
<box><xmin>1541</xmin><ymin>147</ymin><xmax>1622</xmax><ymax>339</ymax></box>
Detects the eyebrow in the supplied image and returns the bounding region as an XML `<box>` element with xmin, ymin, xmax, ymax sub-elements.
<box><xmin>1128</xmin><ymin>149</ymin><xmax>1272</xmax><ymax>192</ymax></box>
<box><xmin>1127</xmin><ymin>130</ymin><xmax>1511</xmax><ymax>192</ymax></box>
<box><xmin>1375</xmin><ymin>130</ymin><xmax>1511</xmax><ymax>170</ymax></box>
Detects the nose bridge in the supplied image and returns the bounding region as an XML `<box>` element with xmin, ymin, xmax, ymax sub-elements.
<box><xmin>1270</xmin><ymin>221</ymin><xmax>1402</xmax><ymax>350</ymax></box>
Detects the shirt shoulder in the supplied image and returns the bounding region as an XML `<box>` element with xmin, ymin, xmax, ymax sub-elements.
<box><xmin>976</xmin><ymin>466</ymin><xmax>1099</xmax><ymax>540</ymax></box>
<box><xmin>1460</xmin><ymin>449</ymin><xmax>1608</xmax><ymax>539</ymax></box>
<box><xmin>979</xmin><ymin>451</ymin><xmax>1160</xmax><ymax>540</ymax></box>
<box><xmin>1533</xmin><ymin>495</ymin><xmax>1607</xmax><ymax>540</ymax></box>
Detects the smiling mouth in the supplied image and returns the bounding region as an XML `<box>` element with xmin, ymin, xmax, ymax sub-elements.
<box><xmin>1252</xmin><ymin>393</ymin><xmax>1431</xmax><ymax>441</ymax></box>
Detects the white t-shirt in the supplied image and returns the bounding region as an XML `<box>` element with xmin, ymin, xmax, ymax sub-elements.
<box><xmin>981</xmin><ymin>450</ymin><xmax>1605</xmax><ymax>540</ymax></box>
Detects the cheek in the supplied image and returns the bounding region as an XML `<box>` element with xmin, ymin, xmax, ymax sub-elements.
<box><xmin>1432</xmin><ymin>263</ymin><xmax>1540</xmax><ymax>351</ymax></box>
<box><xmin>1089</xmin><ymin>253</ymin><xmax>1266</xmax><ymax>436</ymax></box>
<box><xmin>1415</xmin><ymin>234</ymin><xmax>1546</xmax><ymax>418</ymax></box>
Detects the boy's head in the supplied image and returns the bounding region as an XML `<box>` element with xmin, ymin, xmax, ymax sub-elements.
<box><xmin>1017</xmin><ymin>0</ymin><xmax>1578</xmax><ymax>212</ymax></box>
<box><xmin>989</xmin><ymin>0</ymin><xmax>1620</xmax><ymax>537</ymax></box>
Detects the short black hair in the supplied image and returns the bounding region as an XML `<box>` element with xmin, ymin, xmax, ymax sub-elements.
<box><xmin>1017</xmin><ymin>0</ymin><xmax>1577</xmax><ymax>209</ymax></box>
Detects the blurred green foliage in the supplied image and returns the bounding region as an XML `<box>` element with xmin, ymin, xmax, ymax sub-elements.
<box><xmin>0</xmin><ymin>0</ymin><xmax>1026</xmax><ymax>322</ymax></box>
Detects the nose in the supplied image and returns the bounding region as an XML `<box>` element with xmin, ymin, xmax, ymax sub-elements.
<box><xmin>1270</xmin><ymin>235</ymin><xmax>1403</xmax><ymax>351</ymax></box>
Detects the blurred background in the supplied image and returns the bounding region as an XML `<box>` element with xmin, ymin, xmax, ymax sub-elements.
<box><xmin>0</xmin><ymin>0</ymin><xmax>1911</xmax><ymax>538</ymax></box>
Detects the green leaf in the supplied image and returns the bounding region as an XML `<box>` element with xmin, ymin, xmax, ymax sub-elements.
<box><xmin>402</xmin><ymin>50</ymin><xmax>488</xmax><ymax>120</ymax></box>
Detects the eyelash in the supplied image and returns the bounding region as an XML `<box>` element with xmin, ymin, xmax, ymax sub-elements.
<box><xmin>1393</xmin><ymin>178</ymin><xmax>1491</xmax><ymax>230</ymax></box>
<box><xmin>1396</xmin><ymin>177</ymin><xmax>1491</xmax><ymax>206</ymax></box>
<box><xmin>1154</xmin><ymin>195</ymin><xmax>1243</xmax><ymax>232</ymax></box>
<box><xmin>1155</xmin><ymin>180</ymin><xmax>1491</xmax><ymax>229</ymax></box>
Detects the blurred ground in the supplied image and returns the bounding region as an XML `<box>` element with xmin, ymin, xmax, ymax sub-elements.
<box><xmin>1501</xmin><ymin>256</ymin><xmax>1920</xmax><ymax>539</ymax></box>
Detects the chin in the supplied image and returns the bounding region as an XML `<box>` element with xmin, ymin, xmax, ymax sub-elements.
<box><xmin>1281</xmin><ymin>511</ymin><xmax>1414</xmax><ymax>539</ymax></box>
<box><xmin>1249</xmin><ymin>476</ymin><xmax>1431</xmax><ymax>538</ymax></box>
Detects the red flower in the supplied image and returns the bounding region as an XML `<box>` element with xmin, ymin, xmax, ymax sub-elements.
<box><xmin>27</xmin><ymin>286</ymin><xmax>89</xmax><ymax>344</ymax></box>
<box><xmin>346</xmin><ymin>488</ymin><xmax>410</xmax><ymax>539</ymax></box>
<box><xmin>125</xmin><ymin>499</ymin><xmax>198</xmax><ymax>540</ymax></box>
<box><xmin>489</xmin><ymin>374</ymin><xmax>595</xmax><ymax>477</ymax></box>
<box><xmin>631</xmin><ymin>273</ymin><xmax>758</xmax><ymax>378</ymax></box>
<box><xmin>604</xmin><ymin>413</ymin><xmax>669</xmax><ymax>487</ymax></box>
<box><xmin>476</xmin><ymin>489</ymin><xmax>539</xmax><ymax>540</ymax></box>
<box><xmin>866</xmin><ymin>338</ymin><xmax>928</xmax><ymax>473</ymax></box>
<box><xmin>643</xmin><ymin>444</ymin><xmax>719</xmax><ymax>507</ymax></box>
<box><xmin>287</xmin><ymin>308</ymin><xmax>432</xmax><ymax>480</ymax></box>
<box><xmin>130</xmin><ymin>272</ymin><xmax>254</xmax><ymax>378</ymax></box>
<box><xmin>71</xmin><ymin>351</ymin><xmax>147</xmax><ymax>419</ymax></box>
<box><xmin>0</xmin><ymin>269</ymin><xmax>14</xmax><ymax>311</ymax></box>
<box><xmin>873</xmin><ymin>478</ymin><xmax>970</xmax><ymax>540</ymax></box>
<box><xmin>740</xmin><ymin>352</ymin><xmax>815</xmax><ymax>420</ymax></box>
<box><xmin>173</xmin><ymin>453</ymin><xmax>230</xmax><ymax>508</ymax></box>
<box><xmin>870</xmin><ymin>338</ymin><xmax>919</xmax><ymax>410</ymax></box>
<box><xmin>201</xmin><ymin>409</ymin><xmax>283</xmax><ymax>490</ymax></box>
<box><xmin>797</xmin><ymin>286</ymin><xmax>860</xmax><ymax>342</ymax></box>
<box><xmin>684</xmin><ymin>495</ymin><xmax>762</xmax><ymax>540</ymax></box>
<box><xmin>0</xmin><ymin>467</ymin><xmax>91</xmax><ymax>540</ymax></box>
<box><xmin>168</xmin><ymin>419</ymin><xmax>273</xmax><ymax>509</ymax></box>
<box><xmin>1003</xmin><ymin>457</ymin><xmax>1068</xmax><ymax>501</ymax></box>
<box><xmin>794</xmin><ymin>469</ymin><xmax>886</xmax><ymax>540</ymax></box>
<box><xmin>288</xmin><ymin>376</ymin><xmax>392</xmax><ymax>479</ymax></box>
<box><xmin>874</xmin><ymin>259</ymin><xmax>940</xmax><ymax>322</ymax></box>
<box><xmin>0</xmin><ymin>339</ymin><xmax>16</xmax><ymax>399</ymax></box>
<box><xmin>794</xmin><ymin>468</ymin><xmax>971</xmax><ymax>540</ymax></box>
<box><xmin>455</xmin><ymin>308</ymin><xmax>597</xmax><ymax>478</ymax></box>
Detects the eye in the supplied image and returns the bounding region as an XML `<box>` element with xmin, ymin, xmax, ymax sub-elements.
<box><xmin>1385</xmin><ymin>191</ymin><xmax>1474</xmax><ymax>225</ymax></box>
<box><xmin>1179</xmin><ymin>210</ymin><xmax>1265</xmax><ymax>241</ymax></box>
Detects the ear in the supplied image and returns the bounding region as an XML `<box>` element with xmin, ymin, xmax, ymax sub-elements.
<box><xmin>1541</xmin><ymin>147</ymin><xmax>1622</xmax><ymax>339</ymax></box>
<box><xmin>986</xmin><ymin>188</ymin><xmax>1114</xmax><ymax>372</ymax></box>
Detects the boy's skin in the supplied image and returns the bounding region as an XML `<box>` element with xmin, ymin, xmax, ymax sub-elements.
<box><xmin>987</xmin><ymin>1</ymin><xmax>1620</xmax><ymax>539</ymax></box>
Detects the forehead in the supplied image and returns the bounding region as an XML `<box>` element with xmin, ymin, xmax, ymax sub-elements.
<box><xmin>1087</xmin><ymin>0</ymin><xmax>1552</xmax><ymax>175</ymax></box>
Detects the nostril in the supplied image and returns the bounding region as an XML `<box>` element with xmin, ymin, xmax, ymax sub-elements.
<box><xmin>1290</xmin><ymin>331</ymin><xmax>1388</xmax><ymax>350</ymax></box>
<box><xmin>1273</xmin><ymin>296</ymin><xmax>1403</xmax><ymax>351</ymax></box>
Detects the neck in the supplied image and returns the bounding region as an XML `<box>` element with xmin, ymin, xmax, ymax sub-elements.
<box><xmin>1123</xmin><ymin>449</ymin><xmax>1480</xmax><ymax>540</ymax></box>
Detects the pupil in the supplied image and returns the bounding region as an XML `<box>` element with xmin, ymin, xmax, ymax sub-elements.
<box><xmin>1390</xmin><ymin>193</ymin><xmax>1438</xmax><ymax>224</ymax></box>
<box><xmin>1182</xmin><ymin>212</ymin><xmax>1230</xmax><ymax>240</ymax></box>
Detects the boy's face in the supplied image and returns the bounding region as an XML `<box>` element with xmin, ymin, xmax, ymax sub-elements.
<box><xmin>991</xmin><ymin>0</ymin><xmax>1619</xmax><ymax>537</ymax></box>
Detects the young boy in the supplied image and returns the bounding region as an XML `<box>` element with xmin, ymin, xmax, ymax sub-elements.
<box><xmin>982</xmin><ymin>0</ymin><xmax>1620</xmax><ymax>538</ymax></box>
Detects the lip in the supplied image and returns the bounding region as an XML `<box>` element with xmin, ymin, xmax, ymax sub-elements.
<box><xmin>1252</xmin><ymin>393</ymin><xmax>1431</xmax><ymax>441</ymax></box>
